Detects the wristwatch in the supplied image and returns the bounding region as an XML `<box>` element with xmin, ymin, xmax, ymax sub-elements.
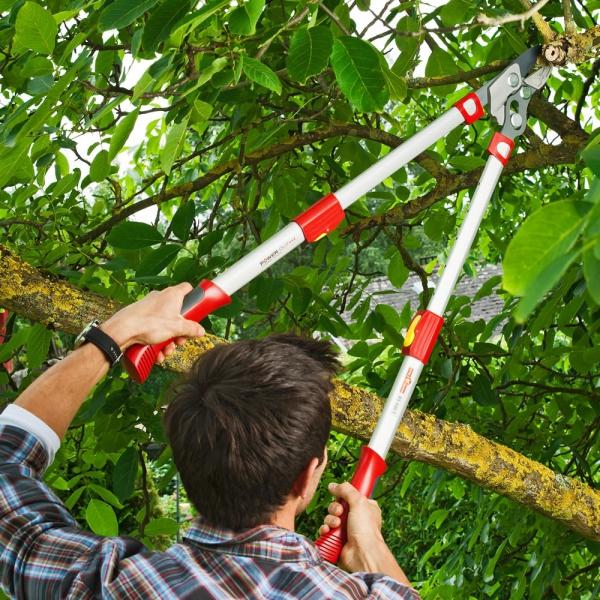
<box><xmin>74</xmin><ymin>320</ymin><xmax>123</xmax><ymax>367</ymax></box>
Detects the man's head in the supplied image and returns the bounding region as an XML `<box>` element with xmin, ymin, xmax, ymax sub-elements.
<box><xmin>163</xmin><ymin>334</ymin><xmax>340</xmax><ymax>530</ymax></box>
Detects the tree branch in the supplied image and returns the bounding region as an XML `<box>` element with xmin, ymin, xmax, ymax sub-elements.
<box><xmin>407</xmin><ymin>61</ymin><xmax>509</xmax><ymax>89</ymax></box>
<box><xmin>78</xmin><ymin>124</ymin><xmax>449</xmax><ymax>244</ymax></box>
<box><xmin>478</xmin><ymin>0</ymin><xmax>553</xmax><ymax>30</ymax></box>
<box><xmin>541</xmin><ymin>24</ymin><xmax>600</xmax><ymax>65</ymax></box>
<box><xmin>1</xmin><ymin>245</ymin><xmax>599</xmax><ymax>542</ymax></box>
<box><xmin>344</xmin><ymin>135</ymin><xmax>586</xmax><ymax>234</ymax></box>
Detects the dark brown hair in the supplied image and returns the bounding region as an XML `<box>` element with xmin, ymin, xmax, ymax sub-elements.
<box><xmin>163</xmin><ymin>334</ymin><xmax>340</xmax><ymax>530</ymax></box>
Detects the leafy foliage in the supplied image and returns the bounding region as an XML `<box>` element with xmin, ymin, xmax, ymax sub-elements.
<box><xmin>1</xmin><ymin>1</ymin><xmax>599</xmax><ymax>598</ymax></box>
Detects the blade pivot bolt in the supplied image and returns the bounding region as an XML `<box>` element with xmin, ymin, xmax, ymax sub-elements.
<box><xmin>508</xmin><ymin>73</ymin><xmax>520</xmax><ymax>87</ymax></box>
<box><xmin>520</xmin><ymin>87</ymin><xmax>532</xmax><ymax>99</ymax></box>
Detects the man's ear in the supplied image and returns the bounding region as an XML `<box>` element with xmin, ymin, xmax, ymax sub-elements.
<box><xmin>291</xmin><ymin>456</ymin><xmax>321</xmax><ymax>499</ymax></box>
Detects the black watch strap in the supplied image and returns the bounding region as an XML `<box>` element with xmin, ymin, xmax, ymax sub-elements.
<box><xmin>76</xmin><ymin>322</ymin><xmax>123</xmax><ymax>366</ymax></box>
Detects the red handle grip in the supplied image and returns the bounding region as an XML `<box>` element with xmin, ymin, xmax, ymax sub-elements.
<box><xmin>123</xmin><ymin>279</ymin><xmax>231</xmax><ymax>384</ymax></box>
<box><xmin>315</xmin><ymin>446</ymin><xmax>387</xmax><ymax>564</ymax></box>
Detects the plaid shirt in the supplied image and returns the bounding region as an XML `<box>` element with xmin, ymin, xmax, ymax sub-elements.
<box><xmin>0</xmin><ymin>424</ymin><xmax>419</xmax><ymax>599</ymax></box>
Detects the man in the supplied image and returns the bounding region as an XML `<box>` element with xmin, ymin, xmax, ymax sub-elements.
<box><xmin>0</xmin><ymin>283</ymin><xmax>419</xmax><ymax>599</ymax></box>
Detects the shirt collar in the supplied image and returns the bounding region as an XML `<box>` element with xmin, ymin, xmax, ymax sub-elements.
<box><xmin>182</xmin><ymin>516</ymin><xmax>322</xmax><ymax>564</ymax></box>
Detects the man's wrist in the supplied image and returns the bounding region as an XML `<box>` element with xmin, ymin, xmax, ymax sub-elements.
<box><xmin>99</xmin><ymin>317</ymin><xmax>134</xmax><ymax>351</ymax></box>
<box><xmin>357</xmin><ymin>541</ymin><xmax>411</xmax><ymax>585</ymax></box>
<box><xmin>354</xmin><ymin>538</ymin><xmax>393</xmax><ymax>572</ymax></box>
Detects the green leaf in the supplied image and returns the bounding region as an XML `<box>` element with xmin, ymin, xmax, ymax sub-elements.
<box><xmin>89</xmin><ymin>150</ymin><xmax>110</xmax><ymax>182</ymax></box>
<box><xmin>85</xmin><ymin>499</ymin><xmax>118</xmax><ymax>536</ymax></box>
<box><xmin>161</xmin><ymin>116</ymin><xmax>189</xmax><ymax>174</ymax></box>
<box><xmin>142</xmin><ymin>0</ymin><xmax>192</xmax><ymax>52</ymax></box>
<box><xmin>388</xmin><ymin>252</ymin><xmax>409</xmax><ymax>287</ymax></box>
<box><xmin>393</xmin><ymin>17</ymin><xmax>421</xmax><ymax>74</ymax></box>
<box><xmin>287</xmin><ymin>26</ymin><xmax>332</xmax><ymax>84</ymax></box>
<box><xmin>425</xmin><ymin>48</ymin><xmax>460</xmax><ymax>97</ymax></box>
<box><xmin>424</xmin><ymin>212</ymin><xmax>449</xmax><ymax>242</ymax></box>
<box><xmin>503</xmin><ymin>201</ymin><xmax>589</xmax><ymax>297</ymax></box>
<box><xmin>172</xmin><ymin>201</ymin><xmax>195</xmax><ymax>241</ymax></box>
<box><xmin>440</xmin><ymin>0</ymin><xmax>471</xmax><ymax>26</ymax></box>
<box><xmin>570</xmin><ymin>346</ymin><xmax>600</xmax><ymax>374</ymax></box>
<box><xmin>584</xmin><ymin>246</ymin><xmax>600</xmax><ymax>304</ymax></box>
<box><xmin>98</xmin><ymin>0</ymin><xmax>160</xmax><ymax>31</ymax></box>
<box><xmin>144</xmin><ymin>517</ymin><xmax>179</xmax><ymax>536</ymax></box>
<box><xmin>582</xmin><ymin>144</ymin><xmax>600</xmax><ymax>177</ymax></box>
<box><xmin>136</xmin><ymin>244</ymin><xmax>181</xmax><ymax>277</ymax></box>
<box><xmin>87</xmin><ymin>484</ymin><xmax>124</xmax><ymax>509</ymax></box>
<box><xmin>330</xmin><ymin>36</ymin><xmax>389</xmax><ymax>112</ymax></box>
<box><xmin>0</xmin><ymin>143</ymin><xmax>33</xmax><ymax>188</ymax></box>
<box><xmin>107</xmin><ymin>221</ymin><xmax>163</xmax><ymax>249</ymax></box>
<box><xmin>191</xmin><ymin>99</ymin><xmax>213</xmax><ymax>124</ymax></box>
<box><xmin>14</xmin><ymin>2</ymin><xmax>57</xmax><ymax>55</ymax></box>
<box><xmin>26</xmin><ymin>323</ymin><xmax>52</xmax><ymax>370</ymax></box>
<box><xmin>21</xmin><ymin>56</ymin><xmax>54</xmax><ymax>78</ymax></box>
<box><xmin>380</xmin><ymin>57</ymin><xmax>407</xmax><ymax>101</ymax></box>
<box><xmin>52</xmin><ymin>171</ymin><xmax>80</xmax><ymax>198</ymax></box>
<box><xmin>449</xmin><ymin>156</ymin><xmax>486</xmax><ymax>171</ymax></box>
<box><xmin>108</xmin><ymin>109</ymin><xmax>139</xmax><ymax>160</ymax></box>
<box><xmin>375</xmin><ymin>303</ymin><xmax>402</xmax><ymax>330</ymax></box>
<box><xmin>242</xmin><ymin>56</ymin><xmax>281</xmax><ymax>94</ymax></box>
<box><xmin>513</xmin><ymin>249</ymin><xmax>580</xmax><ymax>323</ymax></box>
<box><xmin>483</xmin><ymin>540</ymin><xmax>507</xmax><ymax>582</ymax></box>
<box><xmin>228</xmin><ymin>0</ymin><xmax>265</xmax><ymax>35</ymax></box>
<box><xmin>113</xmin><ymin>446</ymin><xmax>138</xmax><ymax>502</ymax></box>
<box><xmin>0</xmin><ymin>328</ymin><xmax>29</xmax><ymax>363</ymax></box>
<box><xmin>472</xmin><ymin>373</ymin><xmax>496</xmax><ymax>406</ymax></box>
<box><xmin>65</xmin><ymin>487</ymin><xmax>86</xmax><ymax>511</ymax></box>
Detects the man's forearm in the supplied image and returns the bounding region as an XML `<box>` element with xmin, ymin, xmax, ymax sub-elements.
<box><xmin>14</xmin><ymin>321</ymin><xmax>127</xmax><ymax>440</ymax></box>
<box><xmin>15</xmin><ymin>344</ymin><xmax>109</xmax><ymax>440</ymax></box>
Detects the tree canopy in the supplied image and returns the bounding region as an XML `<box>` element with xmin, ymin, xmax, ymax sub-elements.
<box><xmin>1</xmin><ymin>0</ymin><xmax>599</xmax><ymax>598</ymax></box>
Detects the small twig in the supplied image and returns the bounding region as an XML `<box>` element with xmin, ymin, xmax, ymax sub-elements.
<box><xmin>478</xmin><ymin>0</ymin><xmax>553</xmax><ymax>31</ymax></box>
<box><xmin>138</xmin><ymin>446</ymin><xmax>151</xmax><ymax>537</ymax></box>
<box><xmin>0</xmin><ymin>219</ymin><xmax>45</xmax><ymax>230</ymax></box>
<box><xmin>561</xmin><ymin>0</ymin><xmax>576</xmax><ymax>35</ymax></box>
<box><xmin>516</xmin><ymin>0</ymin><xmax>555</xmax><ymax>42</ymax></box>
<box><xmin>318</xmin><ymin>2</ymin><xmax>351</xmax><ymax>36</ymax></box>
<box><xmin>575</xmin><ymin>58</ymin><xmax>600</xmax><ymax>124</ymax></box>
<box><xmin>256</xmin><ymin>6</ymin><xmax>310</xmax><ymax>60</ymax></box>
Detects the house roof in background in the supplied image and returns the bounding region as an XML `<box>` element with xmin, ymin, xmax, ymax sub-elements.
<box><xmin>363</xmin><ymin>264</ymin><xmax>505</xmax><ymax>322</ymax></box>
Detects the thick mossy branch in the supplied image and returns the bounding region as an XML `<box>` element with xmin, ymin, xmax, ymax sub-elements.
<box><xmin>541</xmin><ymin>24</ymin><xmax>600</xmax><ymax>65</ymax></box>
<box><xmin>1</xmin><ymin>245</ymin><xmax>599</xmax><ymax>541</ymax></box>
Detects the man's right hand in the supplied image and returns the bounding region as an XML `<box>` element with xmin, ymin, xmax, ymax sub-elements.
<box><xmin>319</xmin><ymin>481</ymin><xmax>412</xmax><ymax>586</ymax></box>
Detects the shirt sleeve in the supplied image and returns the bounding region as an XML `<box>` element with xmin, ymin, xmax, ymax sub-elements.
<box><xmin>0</xmin><ymin>424</ymin><xmax>147</xmax><ymax>599</ymax></box>
<box><xmin>353</xmin><ymin>571</ymin><xmax>422</xmax><ymax>599</ymax></box>
<box><xmin>0</xmin><ymin>404</ymin><xmax>61</xmax><ymax>467</ymax></box>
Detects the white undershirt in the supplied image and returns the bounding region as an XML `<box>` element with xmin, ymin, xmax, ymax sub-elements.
<box><xmin>0</xmin><ymin>404</ymin><xmax>61</xmax><ymax>466</ymax></box>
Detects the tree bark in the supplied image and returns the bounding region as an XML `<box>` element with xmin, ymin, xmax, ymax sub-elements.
<box><xmin>2</xmin><ymin>245</ymin><xmax>599</xmax><ymax>541</ymax></box>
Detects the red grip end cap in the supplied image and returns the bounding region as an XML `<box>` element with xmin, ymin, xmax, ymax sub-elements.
<box><xmin>454</xmin><ymin>93</ymin><xmax>484</xmax><ymax>124</ymax></box>
<box><xmin>487</xmin><ymin>132</ymin><xmax>515</xmax><ymax>166</ymax></box>
<box><xmin>315</xmin><ymin>525</ymin><xmax>346</xmax><ymax>564</ymax></box>
<box><xmin>402</xmin><ymin>310</ymin><xmax>444</xmax><ymax>364</ymax></box>
<box><xmin>294</xmin><ymin>193</ymin><xmax>345</xmax><ymax>243</ymax></box>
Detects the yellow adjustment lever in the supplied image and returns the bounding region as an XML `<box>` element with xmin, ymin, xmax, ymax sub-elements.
<box><xmin>403</xmin><ymin>314</ymin><xmax>421</xmax><ymax>347</ymax></box>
